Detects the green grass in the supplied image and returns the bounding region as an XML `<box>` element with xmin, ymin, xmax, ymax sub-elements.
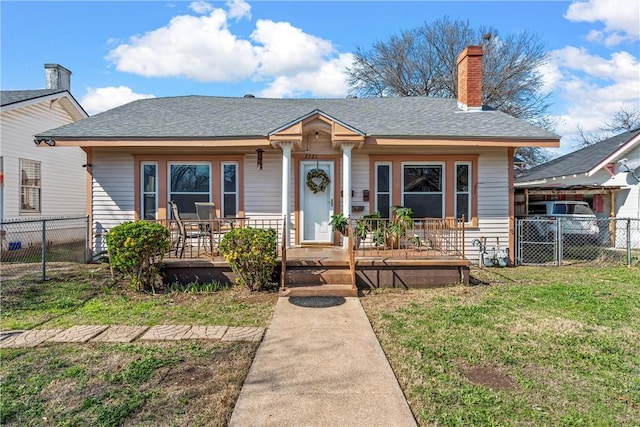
<box><xmin>0</xmin><ymin>264</ymin><xmax>277</xmax><ymax>330</ymax></box>
<box><xmin>3</xmin><ymin>263</ymin><xmax>638</xmax><ymax>426</ymax></box>
<box><xmin>0</xmin><ymin>341</ymin><xmax>257</xmax><ymax>427</ymax></box>
<box><xmin>0</xmin><ymin>263</ymin><xmax>276</xmax><ymax>426</ymax></box>
<box><xmin>361</xmin><ymin>265</ymin><xmax>640</xmax><ymax>426</ymax></box>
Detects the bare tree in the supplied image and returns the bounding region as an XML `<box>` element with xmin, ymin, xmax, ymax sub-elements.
<box><xmin>576</xmin><ymin>106</ymin><xmax>640</xmax><ymax>147</ymax></box>
<box><xmin>347</xmin><ymin>17</ymin><xmax>554</xmax><ymax>166</ymax></box>
<box><xmin>603</xmin><ymin>106</ymin><xmax>640</xmax><ymax>133</ymax></box>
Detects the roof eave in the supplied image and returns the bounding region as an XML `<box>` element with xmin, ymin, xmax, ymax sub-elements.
<box><xmin>587</xmin><ymin>132</ymin><xmax>640</xmax><ymax>176</ymax></box>
<box><xmin>369</xmin><ymin>136</ymin><xmax>560</xmax><ymax>147</ymax></box>
<box><xmin>39</xmin><ymin>136</ymin><xmax>271</xmax><ymax>148</ymax></box>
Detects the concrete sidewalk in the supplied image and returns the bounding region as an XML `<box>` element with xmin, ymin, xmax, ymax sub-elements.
<box><xmin>229</xmin><ymin>296</ymin><xmax>417</xmax><ymax>427</ymax></box>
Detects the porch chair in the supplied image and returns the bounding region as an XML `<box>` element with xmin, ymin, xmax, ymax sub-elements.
<box><xmin>169</xmin><ymin>200</ymin><xmax>207</xmax><ymax>258</ymax></box>
<box><xmin>195</xmin><ymin>202</ymin><xmax>231</xmax><ymax>256</ymax></box>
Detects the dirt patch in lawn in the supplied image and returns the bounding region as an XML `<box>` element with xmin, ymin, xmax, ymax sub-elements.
<box><xmin>456</xmin><ymin>361</ymin><xmax>518</xmax><ymax>391</ymax></box>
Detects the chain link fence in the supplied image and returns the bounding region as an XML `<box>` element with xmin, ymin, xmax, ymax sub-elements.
<box><xmin>0</xmin><ymin>216</ymin><xmax>90</xmax><ymax>281</ymax></box>
<box><xmin>516</xmin><ymin>217</ymin><xmax>640</xmax><ymax>266</ymax></box>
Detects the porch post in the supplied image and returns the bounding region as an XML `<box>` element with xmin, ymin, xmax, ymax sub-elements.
<box><xmin>280</xmin><ymin>141</ymin><xmax>293</xmax><ymax>249</ymax></box>
<box><xmin>342</xmin><ymin>143</ymin><xmax>354</xmax><ymax>248</ymax></box>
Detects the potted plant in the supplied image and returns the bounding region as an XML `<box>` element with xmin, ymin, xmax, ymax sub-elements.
<box><xmin>329</xmin><ymin>213</ymin><xmax>349</xmax><ymax>236</ymax></box>
<box><xmin>354</xmin><ymin>211</ymin><xmax>381</xmax><ymax>248</ymax></box>
<box><xmin>386</xmin><ymin>206</ymin><xmax>413</xmax><ymax>249</ymax></box>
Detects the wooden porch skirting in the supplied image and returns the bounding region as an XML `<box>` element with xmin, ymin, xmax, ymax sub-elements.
<box><xmin>161</xmin><ymin>256</ymin><xmax>470</xmax><ymax>289</ymax></box>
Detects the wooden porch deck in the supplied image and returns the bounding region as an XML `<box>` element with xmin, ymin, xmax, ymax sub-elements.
<box><xmin>162</xmin><ymin>246</ymin><xmax>470</xmax><ymax>296</ymax></box>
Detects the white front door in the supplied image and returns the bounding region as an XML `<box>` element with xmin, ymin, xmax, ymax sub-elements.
<box><xmin>300</xmin><ymin>160</ymin><xmax>334</xmax><ymax>243</ymax></box>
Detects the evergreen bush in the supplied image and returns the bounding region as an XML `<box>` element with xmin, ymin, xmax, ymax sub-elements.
<box><xmin>105</xmin><ymin>221</ymin><xmax>170</xmax><ymax>292</ymax></box>
<box><xmin>219</xmin><ymin>227</ymin><xmax>278</xmax><ymax>291</ymax></box>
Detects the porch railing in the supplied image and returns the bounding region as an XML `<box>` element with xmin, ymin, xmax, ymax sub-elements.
<box><xmin>349</xmin><ymin>217</ymin><xmax>465</xmax><ymax>259</ymax></box>
<box><xmin>154</xmin><ymin>218</ymin><xmax>284</xmax><ymax>260</ymax></box>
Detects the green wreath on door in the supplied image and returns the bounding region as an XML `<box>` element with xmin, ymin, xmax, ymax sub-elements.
<box><xmin>306</xmin><ymin>169</ymin><xmax>331</xmax><ymax>194</ymax></box>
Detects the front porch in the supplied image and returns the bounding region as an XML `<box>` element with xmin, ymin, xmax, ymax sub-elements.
<box><xmin>160</xmin><ymin>217</ymin><xmax>470</xmax><ymax>296</ymax></box>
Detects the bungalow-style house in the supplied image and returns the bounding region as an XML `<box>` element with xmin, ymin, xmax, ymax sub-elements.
<box><xmin>515</xmin><ymin>128</ymin><xmax>640</xmax><ymax>219</ymax></box>
<box><xmin>1</xmin><ymin>65</ymin><xmax>88</xmax><ymax>251</ymax></box>
<box><xmin>34</xmin><ymin>46</ymin><xmax>560</xmax><ymax>291</ymax></box>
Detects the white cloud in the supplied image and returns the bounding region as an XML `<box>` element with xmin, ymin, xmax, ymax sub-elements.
<box><xmin>547</xmin><ymin>46</ymin><xmax>640</xmax><ymax>152</ymax></box>
<box><xmin>106</xmin><ymin>1</ymin><xmax>349</xmax><ymax>97</ymax></box>
<box><xmin>226</xmin><ymin>0</ymin><xmax>251</xmax><ymax>20</ymax></box>
<box><xmin>107</xmin><ymin>7</ymin><xmax>258</xmax><ymax>82</ymax></box>
<box><xmin>251</xmin><ymin>19</ymin><xmax>335</xmax><ymax>76</ymax></box>
<box><xmin>565</xmin><ymin>0</ymin><xmax>640</xmax><ymax>45</ymax></box>
<box><xmin>259</xmin><ymin>53</ymin><xmax>353</xmax><ymax>98</ymax></box>
<box><xmin>189</xmin><ymin>1</ymin><xmax>214</xmax><ymax>15</ymax></box>
<box><xmin>81</xmin><ymin>86</ymin><xmax>155</xmax><ymax>116</ymax></box>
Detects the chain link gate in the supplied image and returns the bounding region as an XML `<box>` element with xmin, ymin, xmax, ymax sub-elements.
<box><xmin>516</xmin><ymin>217</ymin><xmax>640</xmax><ymax>267</ymax></box>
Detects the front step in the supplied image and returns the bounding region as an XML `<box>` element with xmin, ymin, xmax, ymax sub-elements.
<box><xmin>281</xmin><ymin>265</ymin><xmax>356</xmax><ymax>297</ymax></box>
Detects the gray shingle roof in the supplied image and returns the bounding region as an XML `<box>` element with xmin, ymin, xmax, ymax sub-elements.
<box><xmin>36</xmin><ymin>95</ymin><xmax>560</xmax><ymax>140</ymax></box>
<box><xmin>1</xmin><ymin>89</ymin><xmax>66</xmax><ymax>107</ymax></box>
<box><xmin>516</xmin><ymin>128</ymin><xmax>640</xmax><ymax>182</ymax></box>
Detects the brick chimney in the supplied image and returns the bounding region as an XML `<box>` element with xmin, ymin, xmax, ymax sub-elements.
<box><xmin>456</xmin><ymin>46</ymin><xmax>483</xmax><ymax>111</ymax></box>
<box><xmin>45</xmin><ymin>64</ymin><xmax>71</xmax><ymax>91</ymax></box>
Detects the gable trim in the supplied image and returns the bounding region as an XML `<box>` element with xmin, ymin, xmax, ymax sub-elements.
<box><xmin>1</xmin><ymin>91</ymin><xmax>88</xmax><ymax>119</ymax></box>
<box><xmin>268</xmin><ymin>109</ymin><xmax>365</xmax><ymax>137</ymax></box>
<box><xmin>588</xmin><ymin>132</ymin><xmax>640</xmax><ymax>176</ymax></box>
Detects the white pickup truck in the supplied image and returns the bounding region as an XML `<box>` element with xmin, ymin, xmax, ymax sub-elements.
<box><xmin>527</xmin><ymin>201</ymin><xmax>600</xmax><ymax>243</ymax></box>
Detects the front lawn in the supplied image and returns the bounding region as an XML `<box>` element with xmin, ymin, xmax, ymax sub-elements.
<box><xmin>2</xmin><ymin>263</ymin><xmax>638</xmax><ymax>426</ymax></box>
<box><xmin>361</xmin><ymin>265</ymin><xmax>640</xmax><ymax>426</ymax></box>
<box><xmin>0</xmin><ymin>264</ymin><xmax>277</xmax><ymax>330</ymax></box>
<box><xmin>0</xmin><ymin>263</ymin><xmax>277</xmax><ymax>426</ymax></box>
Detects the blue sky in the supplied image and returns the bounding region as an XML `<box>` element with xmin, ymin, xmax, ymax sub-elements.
<box><xmin>2</xmin><ymin>0</ymin><xmax>639</xmax><ymax>155</ymax></box>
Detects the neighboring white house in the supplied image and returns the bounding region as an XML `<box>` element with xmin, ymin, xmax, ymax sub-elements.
<box><xmin>1</xmin><ymin>64</ymin><xmax>88</xmax><ymax>223</ymax></box>
<box><xmin>515</xmin><ymin>128</ymin><xmax>640</xmax><ymax>248</ymax></box>
<box><xmin>515</xmin><ymin>128</ymin><xmax>640</xmax><ymax>220</ymax></box>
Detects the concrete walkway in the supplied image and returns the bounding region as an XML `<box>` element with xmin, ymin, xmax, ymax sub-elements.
<box><xmin>229</xmin><ymin>296</ymin><xmax>417</xmax><ymax>427</ymax></box>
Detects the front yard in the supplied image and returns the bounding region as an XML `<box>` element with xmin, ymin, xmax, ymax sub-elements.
<box><xmin>1</xmin><ymin>264</ymin><xmax>638</xmax><ymax>426</ymax></box>
<box><xmin>361</xmin><ymin>265</ymin><xmax>640</xmax><ymax>426</ymax></box>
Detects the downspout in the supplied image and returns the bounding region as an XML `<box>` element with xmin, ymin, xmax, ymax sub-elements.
<box><xmin>83</xmin><ymin>147</ymin><xmax>93</xmax><ymax>261</ymax></box>
<box><xmin>508</xmin><ymin>147</ymin><xmax>515</xmax><ymax>265</ymax></box>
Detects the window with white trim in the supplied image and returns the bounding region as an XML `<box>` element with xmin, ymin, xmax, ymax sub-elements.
<box><xmin>20</xmin><ymin>159</ymin><xmax>41</xmax><ymax>213</ymax></box>
<box><xmin>141</xmin><ymin>162</ymin><xmax>157</xmax><ymax>220</ymax></box>
<box><xmin>455</xmin><ymin>162</ymin><xmax>471</xmax><ymax>221</ymax></box>
<box><xmin>221</xmin><ymin>162</ymin><xmax>238</xmax><ymax>217</ymax></box>
<box><xmin>168</xmin><ymin>162</ymin><xmax>211</xmax><ymax>218</ymax></box>
<box><xmin>402</xmin><ymin>163</ymin><xmax>444</xmax><ymax>218</ymax></box>
<box><xmin>375</xmin><ymin>162</ymin><xmax>392</xmax><ymax>218</ymax></box>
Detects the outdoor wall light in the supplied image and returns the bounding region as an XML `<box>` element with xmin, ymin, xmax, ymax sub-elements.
<box><xmin>315</xmin><ymin>131</ymin><xmax>319</xmax><ymax>139</ymax></box>
<box><xmin>256</xmin><ymin>148</ymin><xmax>265</xmax><ymax>170</ymax></box>
<box><xmin>34</xmin><ymin>137</ymin><xmax>56</xmax><ymax>146</ymax></box>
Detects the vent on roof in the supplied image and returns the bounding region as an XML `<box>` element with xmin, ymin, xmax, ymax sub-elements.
<box><xmin>243</xmin><ymin>94</ymin><xmax>255</xmax><ymax>98</ymax></box>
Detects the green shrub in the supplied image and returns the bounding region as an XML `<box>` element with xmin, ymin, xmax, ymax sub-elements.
<box><xmin>105</xmin><ymin>221</ymin><xmax>170</xmax><ymax>292</ymax></box>
<box><xmin>219</xmin><ymin>227</ymin><xmax>278</xmax><ymax>291</ymax></box>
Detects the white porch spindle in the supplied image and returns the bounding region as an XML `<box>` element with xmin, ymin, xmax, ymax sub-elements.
<box><xmin>342</xmin><ymin>143</ymin><xmax>353</xmax><ymax>248</ymax></box>
<box><xmin>280</xmin><ymin>142</ymin><xmax>292</xmax><ymax>248</ymax></box>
